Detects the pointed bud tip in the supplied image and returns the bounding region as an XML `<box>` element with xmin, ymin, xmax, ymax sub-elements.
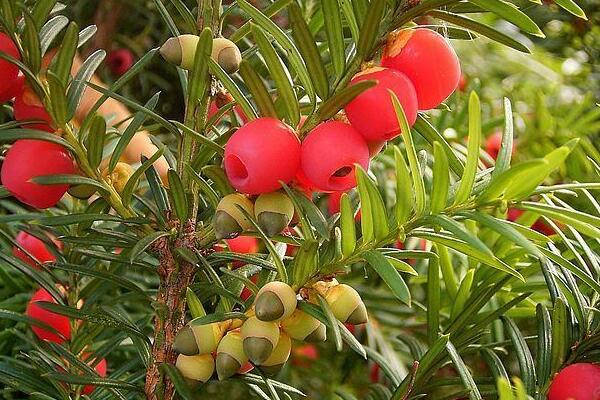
<box><xmin>214</xmin><ymin>211</ymin><xmax>243</xmax><ymax>240</ymax></box>
<box><xmin>255</xmin><ymin>291</ymin><xmax>285</xmax><ymax>322</ymax></box>
<box><xmin>244</xmin><ymin>337</ymin><xmax>274</xmax><ymax>365</ymax></box>
<box><xmin>347</xmin><ymin>303</ymin><xmax>368</xmax><ymax>325</ymax></box>
<box><xmin>258</xmin><ymin>212</ymin><xmax>289</xmax><ymax>237</ymax></box>
<box><xmin>305</xmin><ymin>323</ymin><xmax>327</xmax><ymax>342</ymax></box>
<box><xmin>173</xmin><ymin>326</ymin><xmax>199</xmax><ymax>355</ymax></box>
<box><xmin>160</xmin><ymin>37</ymin><xmax>183</xmax><ymax>65</ymax></box>
<box><xmin>216</xmin><ymin>353</ymin><xmax>242</xmax><ymax>381</ymax></box>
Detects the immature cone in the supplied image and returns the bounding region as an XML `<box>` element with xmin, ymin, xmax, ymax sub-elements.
<box><xmin>323</xmin><ymin>284</ymin><xmax>368</xmax><ymax>325</ymax></box>
<box><xmin>216</xmin><ymin>330</ymin><xmax>249</xmax><ymax>380</ymax></box>
<box><xmin>175</xmin><ymin>354</ymin><xmax>215</xmax><ymax>383</ymax></box>
<box><xmin>212</xmin><ymin>38</ymin><xmax>242</xmax><ymax>74</ymax></box>
<box><xmin>281</xmin><ymin>308</ymin><xmax>326</xmax><ymax>342</ymax></box>
<box><xmin>102</xmin><ymin>162</ymin><xmax>133</xmax><ymax>194</ymax></box>
<box><xmin>254</xmin><ymin>192</ymin><xmax>295</xmax><ymax>237</ymax></box>
<box><xmin>240</xmin><ymin>316</ymin><xmax>280</xmax><ymax>365</ymax></box>
<box><xmin>214</xmin><ymin>193</ymin><xmax>255</xmax><ymax>239</ymax></box>
<box><xmin>255</xmin><ymin>281</ymin><xmax>297</xmax><ymax>322</ymax></box>
<box><xmin>160</xmin><ymin>35</ymin><xmax>241</xmax><ymax>74</ymax></box>
<box><xmin>173</xmin><ymin>322</ymin><xmax>224</xmax><ymax>356</ymax></box>
<box><xmin>261</xmin><ymin>331</ymin><xmax>291</xmax><ymax>375</ymax></box>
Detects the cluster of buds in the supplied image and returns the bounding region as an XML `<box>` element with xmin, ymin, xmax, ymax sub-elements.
<box><xmin>213</xmin><ymin>191</ymin><xmax>295</xmax><ymax>239</ymax></box>
<box><xmin>173</xmin><ymin>279</ymin><xmax>367</xmax><ymax>384</ymax></box>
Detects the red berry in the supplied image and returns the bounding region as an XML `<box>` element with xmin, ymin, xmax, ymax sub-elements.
<box><xmin>0</xmin><ymin>32</ymin><xmax>20</xmax><ymax>97</ymax></box>
<box><xmin>241</xmin><ymin>274</ymin><xmax>258</xmax><ymax>301</ymax></box>
<box><xmin>82</xmin><ymin>355</ymin><xmax>108</xmax><ymax>395</ymax></box>
<box><xmin>291</xmin><ymin>344</ymin><xmax>319</xmax><ymax>368</ymax></box>
<box><xmin>224</xmin><ymin>118</ymin><xmax>301</xmax><ymax>194</ymax></box>
<box><xmin>301</xmin><ymin>121</ymin><xmax>369</xmax><ymax>192</ymax></box>
<box><xmin>458</xmin><ymin>73</ymin><xmax>468</xmax><ymax>92</ymax></box>
<box><xmin>106</xmin><ymin>48</ymin><xmax>134</xmax><ymax>76</ymax></box>
<box><xmin>327</xmin><ymin>191</ymin><xmax>344</xmax><ymax>215</ymax></box>
<box><xmin>485</xmin><ymin>131</ymin><xmax>503</xmax><ymax>161</ymax></box>
<box><xmin>0</xmin><ymin>72</ymin><xmax>24</xmax><ymax>103</ymax></box>
<box><xmin>507</xmin><ymin>208</ymin><xmax>555</xmax><ymax>236</ymax></box>
<box><xmin>381</xmin><ymin>28</ymin><xmax>461</xmax><ymax>110</ymax></box>
<box><xmin>548</xmin><ymin>363</ymin><xmax>600</xmax><ymax>400</ymax></box>
<box><xmin>12</xmin><ymin>231</ymin><xmax>60</xmax><ymax>269</ymax></box>
<box><xmin>292</xmin><ymin>169</ymin><xmax>317</xmax><ymax>198</ymax></box>
<box><xmin>345</xmin><ymin>67</ymin><xmax>417</xmax><ymax>142</ymax></box>
<box><xmin>367</xmin><ymin>140</ymin><xmax>386</xmax><ymax>158</ymax></box>
<box><xmin>26</xmin><ymin>288</ymin><xmax>71</xmax><ymax>343</ymax></box>
<box><xmin>208</xmin><ymin>96</ymin><xmax>248</xmax><ymax>124</ymax></box>
<box><xmin>1</xmin><ymin>140</ymin><xmax>76</xmax><ymax>209</ymax></box>
<box><xmin>13</xmin><ymin>88</ymin><xmax>53</xmax><ymax>132</ymax></box>
<box><xmin>226</xmin><ymin>235</ymin><xmax>259</xmax><ymax>254</ymax></box>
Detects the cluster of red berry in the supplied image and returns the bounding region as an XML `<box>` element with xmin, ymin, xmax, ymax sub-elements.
<box><xmin>223</xmin><ymin>28</ymin><xmax>461</xmax><ymax>198</ymax></box>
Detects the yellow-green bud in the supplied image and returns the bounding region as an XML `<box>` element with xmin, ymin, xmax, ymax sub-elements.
<box><xmin>173</xmin><ymin>322</ymin><xmax>224</xmax><ymax>356</ymax></box>
<box><xmin>175</xmin><ymin>354</ymin><xmax>215</xmax><ymax>383</ymax></box>
<box><xmin>216</xmin><ymin>330</ymin><xmax>249</xmax><ymax>380</ymax></box>
<box><xmin>160</xmin><ymin>34</ymin><xmax>200</xmax><ymax>70</ymax></box>
<box><xmin>160</xmin><ymin>35</ymin><xmax>241</xmax><ymax>74</ymax></box>
<box><xmin>261</xmin><ymin>331</ymin><xmax>291</xmax><ymax>375</ymax></box>
<box><xmin>281</xmin><ymin>308</ymin><xmax>326</xmax><ymax>342</ymax></box>
<box><xmin>102</xmin><ymin>162</ymin><xmax>133</xmax><ymax>194</ymax></box>
<box><xmin>212</xmin><ymin>38</ymin><xmax>242</xmax><ymax>74</ymax></box>
<box><xmin>214</xmin><ymin>193</ymin><xmax>255</xmax><ymax>239</ymax></box>
<box><xmin>241</xmin><ymin>316</ymin><xmax>280</xmax><ymax>365</ymax></box>
<box><xmin>324</xmin><ymin>283</ymin><xmax>368</xmax><ymax>325</ymax></box>
<box><xmin>254</xmin><ymin>192</ymin><xmax>295</xmax><ymax>237</ymax></box>
<box><xmin>255</xmin><ymin>281</ymin><xmax>297</xmax><ymax>322</ymax></box>
<box><xmin>68</xmin><ymin>184</ymin><xmax>96</xmax><ymax>199</ymax></box>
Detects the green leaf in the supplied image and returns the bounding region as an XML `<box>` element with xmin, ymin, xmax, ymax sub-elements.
<box><xmin>469</xmin><ymin>0</ymin><xmax>544</xmax><ymax>37</ymax></box>
<box><xmin>167</xmin><ymin>170</ymin><xmax>188</xmax><ymax>222</ymax></box>
<box><xmin>427</xmin><ymin>255</ymin><xmax>440</xmax><ymax>345</ymax></box>
<box><xmin>39</xmin><ymin>15</ymin><xmax>69</xmax><ymax>54</ymax></box>
<box><xmin>356</xmin><ymin>0</ymin><xmax>385</xmax><ymax>60</ymax></box>
<box><xmin>391</xmin><ymin>93</ymin><xmax>425</xmax><ymax>216</ymax></box>
<box><xmin>339</xmin><ymin>0</ymin><xmax>360</xmax><ymax>42</ymax></box>
<box><xmin>189</xmin><ymin>312</ymin><xmax>248</xmax><ymax>327</ymax></box>
<box><xmin>322</xmin><ymin>0</ymin><xmax>345</xmax><ymax>76</ymax></box>
<box><xmin>30</xmin><ymin>175</ymin><xmax>107</xmax><ymax>193</ymax></box>
<box><xmin>251</xmin><ymin>24</ymin><xmax>300</xmax><ymax>126</ymax></box>
<box><xmin>454</xmin><ymin>91</ymin><xmax>481</xmax><ymax>205</ymax></box>
<box><xmin>208</xmin><ymin>58</ymin><xmax>258</xmax><ymax>121</ymax></box>
<box><xmin>520</xmin><ymin>202</ymin><xmax>600</xmax><ymax>239</ymax></box>
<box><xmin>51</xmin><ymin>21</ymin><xmax>78</xmax><ymax>85</ymax></box>
<box><xmin>363</xmin><ymin>250</ymin><xmax>411</xmax><ymax>305</ymax></box>
<box><xmin>186</xmin><ymin>27</ymin><xmax>212</xmax><ymax>120</ymax></box>
<box><xmin>67</xmin><ymin>49</ymin><xmax>106</xmax><ymax>118</ymax></box>
<box><xmin>447</xmin><ymin>340</ymin><xmax>483</xmax><ymax>400</ymax></box>
<box><xmin>356</xmin><ymin>166</ymin><xmax>389</xmax><ymax>240</ymax></box>
<box><xmin>503</xmin><ymin>317</ymin><xmax>536</xmax><ymax>395</ymax></box>
<box><xmin>430</xmin><ymin>10</ymin><xmax>530</xmax><ymax>53</ymax></box>
<box><xmin>394</xmin><ymin>146</ymin><xmax>413</xmax><ymax>224</ymax></box>
<box><xmin>356</xmin><ymin>170</ymin><xmax>374</xmax><ymax>243</ymax></box>
<box><xmin>312</xmin><ymin>80</ymin><xmax>376</xmax><ymax>125</ymax></box>
<box><xmin>491</xmin><ymin>97</ymin><xmax>514</xmax><ymax>178</ymax></box>
<box><xmin>31</xmin><ymin>0</ymin><xmax>58</xmax><ymax>29</ymax></box>
<box><xmin>160</xmin><ymin>364</ymin><xmax>194</xmax><ymax>400</ymax></box>
<box><xmin>536</xmin><ymin>304</ymin><xmax>552</xmax><ymax>389</ymax></box>
<box><xmin>288</xmin><ymin>2</ymin><xmax>329</xmax><ymax>99</ymax></box>
<box><xmin>238</xmin><ymin>60</ymin><xmax>278</xmax><ymax>118</ymax></box>
<box><xmin>317</xmin><ymin>294</ymin><xmax>343</xmax><ymax>351</ymax></box>
<box><xmin>46</xmin><ymin>72</ymin><xmax>68</xmax><ymax>126</ymax></box>
<box><xmin>121</xmin><ymin>147</ymin><xmax>166</xmax><ymax>206</ymax></box>
<box><xmin>340</xmin><ymin>193</ymin><xmax>356</xmax><ymax>257</ymax></box>
<box><xmin>450</xmin><ymin>269</ymin><xmax>474</xmax><ymax>320</ymax></box>
<box><xmin>144</xmin><ymin>159</ymin><xmax>170</xmax><ymax>214</ymax></box>
<box><xmin>550</xmin><ymin>298</ymin><xmax>568</xmax><ymax>373</ymax></box>
<box><xmin>430</xmin><ymin>142</ymin><xmax>449</xmax><ymax>214</ymax></box>
<box><xmin>421</xmin><ymin>215</ymin><xmax>492</xmax><ymax>255</ymax></box>
<box><xmin>22</xmin><ymin>13</ymin><xmax>42</xmax><ymax>74</ymax></box>
<box><xmin>478</xmin><ymin>159</ymin><xmax>548</xmax><ymax>204</ymax></box>
<box><xmin>554</xmin><ymin>0</ymin><xmax>587</xmax><ymax>19</ymax></box>
<box><xmin>128</xmin><ymin>231</ymin><xmax>172</xmax><ymax>263</ymax></box>
<box><xmin>86</xmin><ymin>114</ymin><xmax>106</xmax><ymax>170</ymax></box>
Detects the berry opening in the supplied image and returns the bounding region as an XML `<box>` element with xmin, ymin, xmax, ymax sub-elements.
<box><xmin>328</xmin><ymin>165</ymin><xmax>354</xmax><ymax>190</ymax></box>
<box><xmin>225</xmin><ymin>155</ymin><xmax>249</xmax><ymax>183</ymax></box>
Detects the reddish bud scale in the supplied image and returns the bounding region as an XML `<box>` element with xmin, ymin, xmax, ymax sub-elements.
<box><xmin>26</xmin><ymin>288</ymin><xmax>71</xmax><ymax>343</ymax></box>
<box><xmin>548</xmin><ymin>363</ymin><xmax>600</xmax><ymax>400</ymax></box>
<box><xmin>224</xmin><ymin>118</ymin><xmax>301</xmax><ymax>194</ymax></box>
<box><xmin>381</xmin><ymin>28</ymin><xmax>461</xmax><ymax>110</ymax></box>
<box><xmin>301</xmin><ymin>121</ymin><xmax>369</xmax><ymax>192</ymax></box>
<box><xmin>0</xmin><ymin>33</ymin><xmax>20</xmax><ymax>97</ymax></box>
<box><xmin>13</xmin><ymin>89</ymin><xmax>54</xmax><ymax>132</ymax></box>
<box><xmin>106</xmin><ymin>49</ymin><xmax>135</xmax><ymax>76</ymax></box>
<box><xmin>1</xmin><ymin>140</ymin><xmax>76</xmax><ymax>209</ymax></box>
<box><xmin>12</xmin><ymin>231</ymin><xmax>60</xmax><ymax>269</ymax></box>
<box><xmin>344</xmin><ymin>67</ymin><xmax>418</xmax><ymax>142</ymax></box>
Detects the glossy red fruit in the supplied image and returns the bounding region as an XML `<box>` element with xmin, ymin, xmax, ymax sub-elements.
<box><xmin>301</xmin><ymin>121</ymin><xmax>369</xmax><ymax>192</ymax></box>
<box><xmin>0</xmin><ymin>72</ymin><xmax>24</xmax><ymax>103</ymax></box>
<box><xmin>507</xmin><ymin>208</ymin><xmax>555</xmax><ymax>236</ymax></box>
<box><xmin>328</xmin><ymin>191</ymin><xmax>344</xmax><ymax>215</ymax></box>
<box><xmin>106</xmin><ymin>48</ymin><xmax>135</xmax><ymax>76</ymax></box>
<box><xmin>381</xmin><ymin>28</ymin><xmax>461</xmax><ymax>110</ymax></box>
<box><xmin>1</xmin><ymin>140</ymin><xmax>76</xmax><ymax>209</ymax></box>
<box><xmin>82</xmin><ymin>355</ymin><xmax>108</xmax><ymax>395</ymax></box>
<box><xmin>292</xmin><ymin>169</ymin><xmax>317</xmax><ymax>198</ymax></box>
<box><xmin>12</xmin><ymin>231</ymin><xmax>60</xmax><ymax>268</ymax></box>
<box><xmin>345</xmin><ymin>67</ymin><xmax>418</xmax><ymax>142</ymax></box>
<box><xmin>367</xmin><ymin>140</ymin><xmax>386</xmax><ymax>158</ymax></box>
<box><xmin>548</xmin><ymin>363</ymin><xmax>600</xmax><ymax>400</ymax></box>
<box><xmin>26</xmin><ymin>288</ymin><xmax>71</xmax><ymax>343</ymax></box>
<box><xmin>224</xmin><ymin>118</ymin><xmax>301</xmax><ymax>194</ymax></box>
<box><xmin>13</xmin><ymin>88</ymin><xmax>53</xmax><ymax>132</ymax></box>
<box><xmin>0</xmin><ymin>33</ymin><xmax>20</xmax><ymax>97</ymax></box>
<box><xmin>226</xmin><ymin>236</ymin><xmax>259</xmax><ymax>255</ymax></box>
<box><xmin>291</xmin><ymin>344</ymin><xmax>319</xmax><ymax>368</ymax></box>
<box><xmin>485</xmin><ymin>131</ymin><xmax>503</xmax><ymax>160</ymax></box>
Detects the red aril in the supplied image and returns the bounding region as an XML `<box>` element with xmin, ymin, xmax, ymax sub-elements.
<box><xmin>106</xmin><ymin>48</ymin><xmax>134</xmax><ymax>76</ymax></box>
<box><xmin>82</xmin><ymin>356</ymin><xmax>108</xmax><ymax>395</ymax></box>
<box><xmin>1</xmin><ymin>140</ymin><xmax>76</xmax><ymax>209</ymax></box>
<box><xmin>381</xmin><ymin>28</ymin><xmax>461</xmax><ymax>110</ymax></box>
<box><xmin>344</xmin><ymin>67</ymin><xmax>418</xmax><ymax>142</ymax></box>
<box><xmin>12</xmin><ymin>231</ymin><xmax>60</xmax><ymax>268</ymax></box>
<box><xmin>548</xmin><ymin>363</ymin><xmax>600</xmax><ymax>400</ymax></box>
<box><xmin>26</xmin><ymin>288</ymin><xmax>71</xmax><ymax>343</ymax></box>
<box><xmin>13</xmin><ymin>87</ymin><xmax>54</xmax><ymax>132</ymax></box>
<box><xmin>0</xmin><ymin>72</ymin><xmax>24</xmax><ymax>103</ymax></box>
<box><xmin>0</xmin><ymin>32</ymin><xmax>20</xmax><ymax>97</ymax></box>
<box><xmin>224</xmin><ymin>118</ymin><xmax>300</xmax><ymax>194</ymax></box>
<box><xmin>301</xmin><ymin>121</ymin><xmax>369</xmax><ymax>192</ymax></box>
